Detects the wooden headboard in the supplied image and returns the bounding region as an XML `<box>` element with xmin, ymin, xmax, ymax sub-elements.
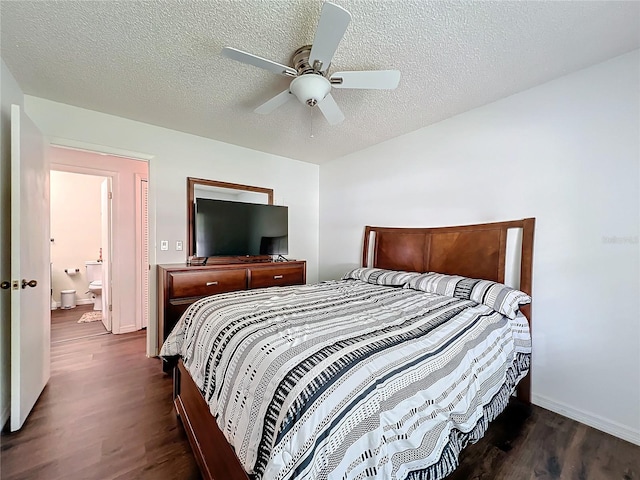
<box><xmin>362</xmin><ymin>218</ymin><xmax>535</xmax><ymax>402</ymax></box>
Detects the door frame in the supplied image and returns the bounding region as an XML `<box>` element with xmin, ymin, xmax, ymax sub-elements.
<box><xmin>48</xmin><ymin>140</ymin><xmax>155</xmax><ymax>357</ymax></box>
<box><xmin>50</xmin><ymin>163</ymin><xmax>119</xmax><ymax>332</ymax></box>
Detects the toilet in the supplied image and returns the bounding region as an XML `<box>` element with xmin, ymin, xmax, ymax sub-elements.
<box><xmin>85</xmin><ymin>261</ymin><xmax>103</xmax><ymax>311</ymax></box>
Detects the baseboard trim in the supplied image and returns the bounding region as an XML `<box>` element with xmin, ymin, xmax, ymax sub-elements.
<box><xmin>532</xmin><ymin>393</ymin><xmax>640</xmax><ymax>446</ymax></box>
<box><xmin>52</xmin><ymin>298</ymin><xmax>94</xmax><ymax>309</ymax></box>
<box><xmin>115</xmin><ymin>324</ymin><xmax>139</xmax><ymax>334</ymax></box>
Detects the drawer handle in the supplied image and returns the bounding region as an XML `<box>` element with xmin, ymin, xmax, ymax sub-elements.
<box><xmin>206</xmin><ymin>281</ymin><xmax>219</xmax><ymax>286</ymax></box>
<box><xmin>273</xmin><ymin>275</ymin><xmax>283</xmax><ymax>279</ymax></box>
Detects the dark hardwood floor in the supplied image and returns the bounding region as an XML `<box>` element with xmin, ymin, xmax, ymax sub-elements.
<box><xmin>449</xmin><ymin>400</ymin><xmax>639</xmax><ymax>480</ymax></box>
<box><xmin>1</xmin><ymin>327</ymin><xmax>638</xmax><ymax>480</ymax></box>
<box><xmin>51</xmin><ymin>304</ymin><xmax>109</xmax><ymax>343</ymax></box>
<box><xmin>1</xmin><ymin>330</ymin><xmax>200</xmax><ymax>480</ymax></box>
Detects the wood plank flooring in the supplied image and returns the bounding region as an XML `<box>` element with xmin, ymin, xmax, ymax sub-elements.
<box><xmin>1</xmin><ymin>328</ymin><xmax>638</xmax><ymax>480</ymax></box>
<box><xmin>51</xmin><ymin>304</ymin><xmax>108</xmax><ymax>343</ymax></box>
<box><xmin>1</xmin><ymin>330</ymin><xmax>200</xmax><ymax>480</ymax></box>
<box><xmin>449</xmin><ymin>400</ymin><xmax>639</xmax><ymax>480</ymax></box>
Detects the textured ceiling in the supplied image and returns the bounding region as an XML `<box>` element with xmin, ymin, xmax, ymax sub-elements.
<box><xmin>1</xmin><ymin>1</ymin><xmax>639</xmax><ymax>164</ymax></box>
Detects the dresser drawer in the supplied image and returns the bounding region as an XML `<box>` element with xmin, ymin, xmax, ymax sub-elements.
<box><xmin>158</xmin><ymin>261</ymin><xmax>306</xmax><ymax>354</ymax></box>
<box><xmin>169</xmin><ymin>269</ymin><xmax>247</xmax><ymax>298</ymax></box>
<box><xmin>249</xmin><ymin>264</ymin><xmax>305</xmax><ymax>289</ymax></box>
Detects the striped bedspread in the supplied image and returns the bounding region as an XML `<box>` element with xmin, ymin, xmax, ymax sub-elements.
<box><xmin>161</xmin><ymin>280</ymin><xmax>531</xmax><ymax>480</ymax></box>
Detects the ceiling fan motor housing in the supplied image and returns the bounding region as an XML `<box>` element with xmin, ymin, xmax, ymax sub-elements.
<box><xmin>289</xmin><ymin>74</ymin><xmax>331</xmax><ymax>107</ymax></box>
<box><xmin>291</xmin><ymin>45</ymin><xmax>319</xmax><ymax>75</ymax></box>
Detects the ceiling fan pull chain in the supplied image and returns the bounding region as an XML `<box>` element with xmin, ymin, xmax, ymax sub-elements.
<box><xmin>310</xmin><ymin>107</ymin><xmax>314</xmax><ymax>138</ymax></box>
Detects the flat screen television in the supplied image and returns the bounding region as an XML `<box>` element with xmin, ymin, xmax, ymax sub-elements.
<box><xmin>194</xmin><ymin>198</ymin><xmax>288</xmax><ymax>257</ymax></box>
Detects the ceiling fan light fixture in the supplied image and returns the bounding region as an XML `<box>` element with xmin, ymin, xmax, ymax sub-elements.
<box><xmin>289</xmin><ymin>75</ymin><xmax>331</xmax><ymax>107</ymax></box>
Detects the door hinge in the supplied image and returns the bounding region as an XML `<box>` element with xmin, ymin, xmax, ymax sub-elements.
<box><xmin>108</xmin><ymin>191</ymin><xmax>113</xmax><ymax>200</ymax></box>
<box><xmin>109</xmin><ymin>304</ymin><xmax>112</xmax><ymax>312</ymax></box>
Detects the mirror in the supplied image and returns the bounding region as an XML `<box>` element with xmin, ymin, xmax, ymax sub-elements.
<box><xmin>187</xmin><ymin>177</ymin><xmax>274</xmax><ymax>257</ymax></box>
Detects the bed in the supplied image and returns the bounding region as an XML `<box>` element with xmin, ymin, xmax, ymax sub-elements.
<box><xmin>161</xmin><ymin>218</ymin><xmax>535</xmax><ymax>480</ymax></box>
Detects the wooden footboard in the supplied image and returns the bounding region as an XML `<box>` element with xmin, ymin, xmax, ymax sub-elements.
<box><xmin>174</xmin><ymin>360</ymin><xmax>249</xmax><ymax>480</ymax></box>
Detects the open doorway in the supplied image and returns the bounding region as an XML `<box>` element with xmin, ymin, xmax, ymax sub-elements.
<box><xmin>50</xmin><ymin>170</ymin><xmax>110</xmax><ymax>342</ymax></box>
<box><xmin>50</xmin><ymin>146</ymin><xmax>149</xmax><ymax>344</ymax></box>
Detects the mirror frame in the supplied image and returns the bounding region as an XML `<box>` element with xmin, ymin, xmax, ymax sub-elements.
<box><xmin>187</xmin><ymin>177</ymin><xmax>274</xmax><ymax>257</ymax></box>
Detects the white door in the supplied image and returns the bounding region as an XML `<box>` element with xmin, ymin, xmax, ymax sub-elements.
<box><xmin>140</xmin><ymin>178</ymin><xmax>149</xmax><ymax>329</ymax></box>
<box><xmin>10</xmin><ymin>104</ymin><xmax>50</xmax><ymax>432</ymax></box>
<box><xmin>100</xmin><ymin>178</ymin><xmax>112</xmax><ymax>332</ymax></box>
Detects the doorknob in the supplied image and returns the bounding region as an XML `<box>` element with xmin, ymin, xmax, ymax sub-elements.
<box><xmin>21</xmin><ymin>279</ymin><xmax>37</xmax><ymax>289</ymax></box>
<box><xmin>0</xmin><ymin>281</ymin><xmax>10</xmax><ymax>290</ymax></box>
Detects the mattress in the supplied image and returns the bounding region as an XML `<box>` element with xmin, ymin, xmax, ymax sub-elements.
<box><xmin>161</xmin><ymin>279</ymin><xmax>531</xmax><ymax>480</ymax></box>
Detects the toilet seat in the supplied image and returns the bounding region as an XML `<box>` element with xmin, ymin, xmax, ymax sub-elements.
<box><xmin>89</xmin><ymin>280</ymin><xmax>102</xmax><ymax>288</ymax></box>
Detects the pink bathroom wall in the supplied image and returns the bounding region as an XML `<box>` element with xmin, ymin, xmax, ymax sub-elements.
<box><xmin>50</xmin><ymin>170</ymin><xmax>105</xmax><ymax>305</ymax></box>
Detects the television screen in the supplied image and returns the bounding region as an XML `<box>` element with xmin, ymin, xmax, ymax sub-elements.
<box><xmin>194</xmin><ymin>198</ymin><xmax>288</xmax><ymax>257</ymax></box>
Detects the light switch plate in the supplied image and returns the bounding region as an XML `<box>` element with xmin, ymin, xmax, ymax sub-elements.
<box><xmin>176</xmin><ymin>241</ymin><xmax>183</xmax><ymax>251</ymax></box>
<box><xmin>160</xmin><ymin>240</ymin><xmax>168</xmax><ymax>251</ymax></box>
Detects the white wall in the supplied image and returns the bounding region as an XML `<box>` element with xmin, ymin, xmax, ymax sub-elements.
<box><xmin>50</xmin><ymin>170</ymin><xmax>105</xmax><ymax>305</ymax></box>
<box><xmin>24</xmin><ymin>97</ymin><xmax>320</xmax><ymax>354</ymax></box>
<box><xmin>319</xmin><ymin>51</ymin><xmax>640</xmax><ymax>444</ymax></box>
<box><xmin>0</xmin><ymin>60</ymin><xmax>25</xmax><ymax>427</ymax></box>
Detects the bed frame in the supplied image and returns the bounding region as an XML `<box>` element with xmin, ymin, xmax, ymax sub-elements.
<box><xmin>173</xmin><ymin>218</ymin><xmax>535</xmax><ymax>480</ymax></box>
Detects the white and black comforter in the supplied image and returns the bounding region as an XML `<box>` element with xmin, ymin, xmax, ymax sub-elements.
<box><xmin>161</xmin><ymin>280</ymin><xmax>531</xmax><ymax>480</ymax></box>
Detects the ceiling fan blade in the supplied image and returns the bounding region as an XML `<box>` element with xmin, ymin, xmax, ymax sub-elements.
<box><xmin>254</xmin><ymin>89</ymin><xmax>292</xmax><ymax>115</ymax></box>
<box><xmin>222</xmin><ymin>47</ymin><xmax>297</xmax><ymax>77</ymax></box>
<box><xmin>309</xmin><ymin>2</ymin><xmax>351</xmax><ymax>71</ymax></box>
<box><xmin>317</xmin><ymin>93</ymin><xmax>345</xmax><ymax>125</ymax></box>
<box><xmin>330</xmin><ymin>70</ymin><xmax>401</xmax><ymax>89</ymax></box>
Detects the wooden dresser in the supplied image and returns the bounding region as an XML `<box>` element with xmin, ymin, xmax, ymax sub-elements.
<box><xmin>157</xmin><ymin>260</ymin><xmax>306</xmax><ymax>351</ymax></box>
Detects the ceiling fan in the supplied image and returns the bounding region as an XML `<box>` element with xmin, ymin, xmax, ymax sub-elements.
<box><xmin>221</xmin><ymin>1</ymin><xmax>401</xmax><ymax>125</ymax></box>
